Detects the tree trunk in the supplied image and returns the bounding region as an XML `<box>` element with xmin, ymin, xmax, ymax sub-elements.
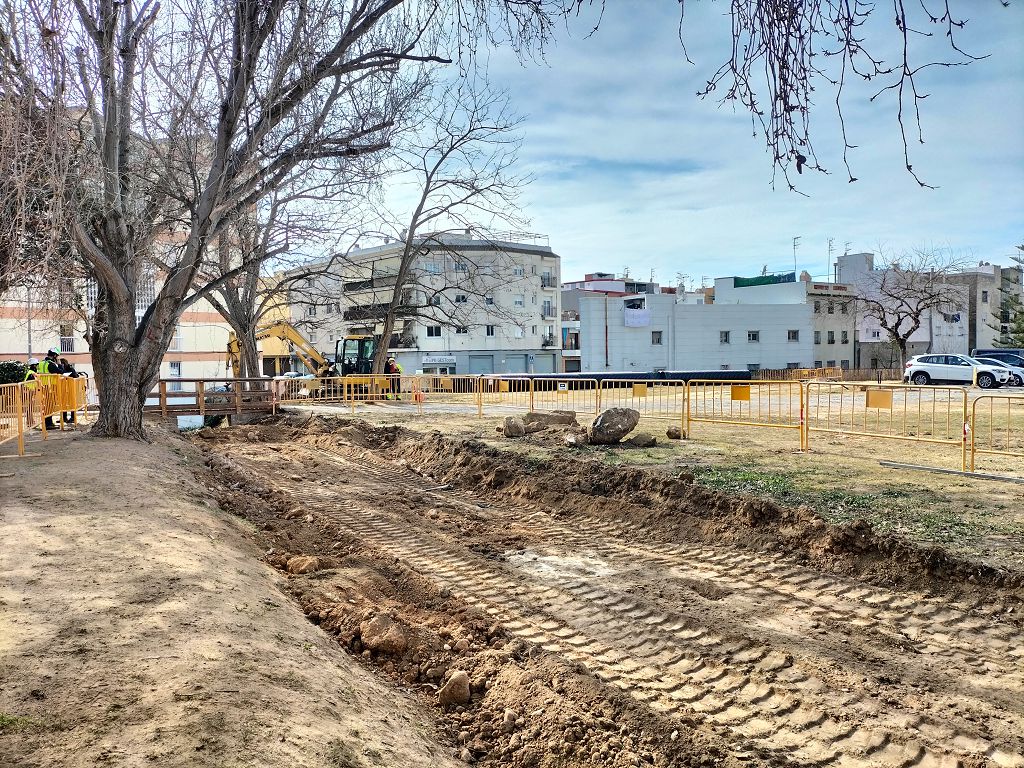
<box><xmin>89</xmin><ymin>336</ymin><xmax>150</xmax><ymax>440</ymax></box>
<box><xmin>239</xmin><ymin>332</ymin><xmax>264</xmax><ymax>387</ymax></box>
<box><xmin>372</xmin><ymin>312</ymin><xmax>397</xmax><ymax>374</ymax></box>
<box><xmin>896</xmin><ymin>338</ymin><xmax>909</xmax><ymax>369</ymax></box>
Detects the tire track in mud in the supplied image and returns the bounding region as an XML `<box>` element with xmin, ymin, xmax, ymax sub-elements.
<box><xmin>229</xmin><ymin>443</ymin><xmax>1024</xmax><ymax>768</ymax></box>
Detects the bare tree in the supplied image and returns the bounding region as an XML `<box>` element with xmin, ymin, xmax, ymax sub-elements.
<box><xmin>366</xmin><ymin>82</ymin><xmax>527</xmax><ymax>373</ymax></box>
<box><xmin>0</xmin><ymin>0</ymin><xmax>568</xmax><ymax>438</ymax></box>
<box><xmin>852</xmin><ymin>249</ymin><xmax>968</xmax><ymax>367</ymax></box>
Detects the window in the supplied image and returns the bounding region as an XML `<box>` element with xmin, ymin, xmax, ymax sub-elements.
<box><xmin>870</xmin><ymin>357</ymin><xmax>879</xmax><ymax>368</ymax></box>
<box><xmin>531</xmin><ymin>325</ymin><xmax>537</xmax><ymax>334</ymax></box>
<box><xmin>513</xmin><ymin>326</ymin><xmax>524</xmax><ymax>338</ymax></box>
<box><xmin>814</xmin><ymin>301</ymin><xmax>821</xmax><ymax>314</ymax></box>
<box><xmin>826</xmin><ymin>359</ymin><xmax>836</xmax><ymax>367</ymax></box>
<box><xmin>426</xmin><ymin>325</ymin><xmax>442</xmax><ymax>337</ymax></box>
<box><xmin>827</xmin><ymin>331</ymin><xmax>836</xmax><ymax>344</ymax></box>
<box><xmin>59</xmin><ymin>324</ymin><xmax>75</xmax><ymax>354</ymax></box>
<box><xmin>841</xmin><ymin>330</ymin><xmax>849</xmax><ymax>344</ymax></box>
<box><xmin>870</xmin><ymin>330</ymin><xmax>881</xmax><ymax>339</ymax></box>
<box><xmin>982</xmin><ymin>290</ymin><xmax>989</xmax><ymax>303</ymax></box>
<box><xmin>424</xmin><ymin>261</ymin><xmax>442</xmax><ymax>274</ymax></box>
<box><xmin>514</xmin><ymin>294</ymin><xmax>525</xmax><ymax>307</ymax></box>
<box><xmin>486</xmin><ymin>325</ymin><xmax>495</xmax><ymax>337</ymax></box>
<box><xmin>840</xmin><ymin>303</ymin><xmax>848</xmax><ymax>315</ymax></box>
<box><xmin>169</xmin><ymin>361</ymin><xmax>182</xmax><ymax>392</ymax></box>
<box><xmin>747</xmin><ymin>364</ymin><xmax>761</xmax><ymax>372</ymax></box>
<box><xmin>827</xmin><ymin>302</ymin><xmax>835</xmax><ymax>314</ymax></box>
<box><xmin>720</xmin><ymin>331</ymin><xmax>730</xmax><ymax>344</ymax></box>
<box><xmin>308</xmin><ymin>330</ymin><xmax>317</xmax><ymax>343</ymax></box>
<box><xmin>455</xmin><ymin>326</ymin><xmax>469</xmax><ymax>334</ymax></box>
<box><xmin>485</xmin><ymin>295</ymin><xmax>494</xmax><ymax>305</ymax></box>
<box><xmin>813</xmin><ymin>330</ymin><xmax>821</xmax><ymax>344</ymax></box>
<box><xmin>531</xmin><ymin>294</ymin><xmax>537</xmax><ymax>304</ymax></box>
<box><xmin>720</xmin><ymin>364</ymin><xmax>730</xmax><ymax>370</ymax></box>
<box><xmin>747</xmin><ymin>330</ymin><xmax>760</xmax><ymax>343</ymax></box>
<box><xmin>652</xmin><ymin>331</ymin><xmax>663</xmax><ymax>345</ymax></box>
<box><xmin>841</xmin><ymin>359</ymin><xmax>851</xmax><ymax>370</ymax></box>
<box><xmin>787</xmin><ymin>329</ymin><xmax>799</xmax><ymax>342</ymax></box>
<box><xmin>325</xmin><ymin>304</ymin><xmax>333</xmax><ymax>314</ymax></box>
<box><xmin>455</xmin><ymin>294</ymin><xmax>467</xmax><ymax>303</ymax></box>
<box><xmin>169</xmin><ymin>324</ymin><xmax>182</xmax><ymax>351</ymax></box>
<box><xmin>513</xmin><ymin>266</ymin><xmax>525</xmax><ymax>277</ymax></box>
<box><xmin>787</xmin><ymin>362</ymin><xmax>800</xmax><ymax>369</ymax></box>
<box><xmin>814</xmin><ymin>360</ymin><xmax>823</xmax><ymax>368</ymax></box>
<box><xmin>531</xmin><ymin>265</ymin><xmax>537</xmax><ymax>275</ymax></box>
<box><xmin>429</xmin><ymin>294</ymin><xmax>441</xmax><ymax>306</ymax></box>
<box><xmin>453</xmin><ymin>261</ymin><xmax>468</xmax><ymax>273</ymax></box>
<box><xmin>328</xmin><ymin>333</ymin><xmax>334</xmax><ymax>342</ymax></box>
<box><xmin>306</xmin><ymin>305</ymin><xmax>317</xmax><ymax>317</ymax></box>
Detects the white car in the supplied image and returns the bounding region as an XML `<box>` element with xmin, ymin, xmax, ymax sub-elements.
<box><xmin>903</xmin><ymin>354</ymin><xmax>1009</xmax><ymax>389</ymax></box>
<box><xmin>974</xmin><ymin>357</ymin><xmax>1024</xmax><ymax>387</ymax></box>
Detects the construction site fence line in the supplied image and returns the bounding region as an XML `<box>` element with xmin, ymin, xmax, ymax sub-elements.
<box><xmin>0</xmin><ymin>377</ymin><xmax>90</xmax><ymax>457</ymax></box>
<box><xmin>140</xmin><ymin>375</ymin><xmax>1023</xmax><ymax>476</ymax></box>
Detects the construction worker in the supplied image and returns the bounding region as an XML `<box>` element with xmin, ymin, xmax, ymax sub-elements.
<box><xmin>21</xmin><ymin>358</ymin><xmax>43</xmax><ymax>429</ymax></box>
<box><xmin>384</xmin><ymin>356</ymin><xmax>403</xmax><ymax>400</ymax></box>
<box><xmin>36</xmin><ymin>349</ymin><xmax>61</xmax><ymax>429</ymax></box>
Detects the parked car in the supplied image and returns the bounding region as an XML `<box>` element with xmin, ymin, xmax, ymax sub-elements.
<box><xmin>903</xmin><ymin>354</ymin><xmax>1009</xmax><ymax>389</ymax></box>
<box><xmin>971</xmin><ymin>349</ymin><xmax>1024</xmax><ymax>367</ymax></box>
<box><xmin>974</xmin><ymin>357</ymin><xmax>1024</xmax><ymax>387</ymax></box>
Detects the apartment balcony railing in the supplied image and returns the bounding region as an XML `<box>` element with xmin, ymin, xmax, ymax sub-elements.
<box><xmin>541</xmin><ymin>334</ymin><xmax>557</xmax><ymax>348</ymax></box>
<box><xmin>541</xmin><ymin>308</ymin><xmax>557</xmax><ymax>319</ymax></box>
<box><xmin>343</xmin><ymin>302</ymin><xmax>390</xmax><ymax>321</ymax></box>
<box><xmin>540</xmin><ymin>274</ymin><xmax>557</xmax><ymax>288</ymax></box>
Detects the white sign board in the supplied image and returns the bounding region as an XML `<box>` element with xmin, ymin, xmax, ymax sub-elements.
<box><xmin>422</xmin><ymin>355</ymin><xmax>457</xmax><ymax>365</ymax></box>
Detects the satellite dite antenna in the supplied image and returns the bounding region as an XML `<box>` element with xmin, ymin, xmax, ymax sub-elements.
<box><xmin>792</xmin><ymin>236</ymin><xmax>801</xmax><ymax>274</ymax></box>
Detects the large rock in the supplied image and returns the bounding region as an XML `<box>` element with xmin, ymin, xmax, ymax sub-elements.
<box><xmin>523</xmin><ymin>411</ymin><xmax>578</xmax><ymax>427</ymax></box>
<box><xmin>285</xmin><ymin>555</ymin><xmax>322</xmax><ymax>574</ymax></box>
<box><xmin>438</xmin><ymin>669</ymin><xmax>472</xmax><ymax>709</ymax></box>
<box><xmin>564</xmin><ymin>430</ymin><xmax>589</xmax><ymax>447</ymax></box>
<box><xmin>626</xmin><ymin>432</ymin><xmax>657</xmax><ymax>448</ymax></box>
<box><xmin>359</xmin><ymin>614</ymin><xmax>409</xmax><ymax>655</ymax></box>
<box><xmin>587</xmin><ymin>408</ymin><xmax>641</xmax><ymax>445</ymax></box>
<box><xmin>502</xmin><ymin>416</ymin><xmax>526</xmax><ymax>438</ymax></box>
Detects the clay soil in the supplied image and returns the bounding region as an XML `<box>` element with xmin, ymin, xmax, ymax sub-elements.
<box><xmin>190</xmin><ymin>414</ymin><xmax>1023</xmax><ymax>768</ymax></box>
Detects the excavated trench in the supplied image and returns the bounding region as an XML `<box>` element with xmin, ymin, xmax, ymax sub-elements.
<box><xmin>194</xmin><ymin>416</ymin><xmax>1024</xmax><ymax>768</ymax></box>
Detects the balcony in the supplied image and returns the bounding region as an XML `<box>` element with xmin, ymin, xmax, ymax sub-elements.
<box><xmin>541</xmin><ymin>308</ymin><xmax>557</xmax><ymax>319</ymax></box>
<box><xmin>344</xmin><ymin>274</ymin><xmax>398</xmax><ymax>292</ymax></box>
<box><xmin>343</xmin><ymin>302</ymin><xmax>390</xmax><ymax>321</ymax></box>
<box><xmin>541</xmin><ymin>334</ymin><xmax>557</xmax><ymax>348</ymax></box>
<box><xmin>541</xmin><ymin>274</ymin><xmax>557</xmax><ymax>288</ymax></box>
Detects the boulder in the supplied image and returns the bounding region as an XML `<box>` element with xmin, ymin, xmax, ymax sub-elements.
<box><xmin>626</xmin><ymin>432</ymin><xmax>657</xmax><ymax>448</ymax></box>
<box><xmin>438</xmin><ymin>669</ymin><xmax>472</xmax><ymax>709</ymax></box>
<box><xmin>564</xmin><ymin>430</ymin><xmax>589</xmax><ymax>447</ymax></box>
<box><xmin>502</xmin><ymin>416</ymin><xmax>526</xmax><ymax>438</ymax></box>
<box><xmin>587</xmin><ymin>408</ymin><xmax>640</xmax><ymax>445</ymax></box>
<box><xmin>666</xmin><ymin>425</ymin><xmax>682</xmax><ymax>440</ymax></box>
<box><xmin>359</xmin><ymin>613</ymin><xmax>409</xmax><ymax>655</ymax></box>
<box><xmin>522</xmin><ymin>411</ymin><xmax>578</xmax><ymax>427</ymax></box>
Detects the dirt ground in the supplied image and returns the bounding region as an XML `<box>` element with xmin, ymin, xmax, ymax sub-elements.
<box><xmin>4</xmin><ymin>411</ymin><xmax>1023</xmax><ymax>768</ymax></box>
<box><xmin>0</xmin><ymin>428</ymin><xmax>461</xmax><ymax>768</ymax></box>
<box><xmin>191</xmin><ymin>412</ymin><xmax>1022</xmax><ymax>768</ymax></box>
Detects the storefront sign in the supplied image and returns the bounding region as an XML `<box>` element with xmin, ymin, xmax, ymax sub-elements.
<box><xmin>422</xmin><ymin>355</ymin><xmax>457</xmax><ymax>365</ymax></box>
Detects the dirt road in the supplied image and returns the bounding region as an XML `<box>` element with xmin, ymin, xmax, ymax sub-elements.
<box><xmin>202</xmin><ymin>418</ymin><xmax>1024</xmax><ymax>768</ymax></box>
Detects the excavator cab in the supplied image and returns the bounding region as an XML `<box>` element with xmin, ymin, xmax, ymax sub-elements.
<box><xmin>336</xmin><ymin>335</ymin><xmax>377</xmax><ymax>375</ymax></box>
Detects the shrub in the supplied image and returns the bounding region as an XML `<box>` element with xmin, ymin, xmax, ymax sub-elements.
<box><xmin>0</xmin><ymin>361</ymin><xmax>26</xmax><ymax>385</ymax></box>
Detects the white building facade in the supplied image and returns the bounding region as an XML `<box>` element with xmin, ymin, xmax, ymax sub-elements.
<box><xmin>291</xmin><ymin>233</ymin><xmax>562</xmax><ymax>375</ymax></box>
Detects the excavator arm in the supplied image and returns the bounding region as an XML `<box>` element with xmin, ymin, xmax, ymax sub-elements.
<box><xmin>227</xmin><ymin>321</ymin><xmax>331</xmax><ymax>377</ymax></box>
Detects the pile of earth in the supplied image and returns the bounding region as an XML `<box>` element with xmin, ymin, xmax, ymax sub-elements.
<box><xmin>388</xmin><ymin>430</ymin><xmax>1024</xmax><ymax>602</ymax></box>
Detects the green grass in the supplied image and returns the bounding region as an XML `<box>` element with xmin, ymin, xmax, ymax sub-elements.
<box><xmin>0</xmin><ymin>713</ymin><xmax>36</xmax><ymax>733</ymax></box>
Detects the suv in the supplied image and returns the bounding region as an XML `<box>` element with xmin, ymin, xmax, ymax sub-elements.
<box><xmin>904</xmin><ymin>354</ymin><xmax>1009</xmax><ymax>389</ymax></box>
<box><xmin>974</xmin><ymin>357</ymin><xmax>1024</xmax><ymax>387</ymax></box>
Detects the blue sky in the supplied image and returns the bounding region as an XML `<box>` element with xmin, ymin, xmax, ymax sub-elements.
<box><xmin>478</xmin><ymin>2</ymin><xmax>1024</xmax><ymax>287</ymax></box>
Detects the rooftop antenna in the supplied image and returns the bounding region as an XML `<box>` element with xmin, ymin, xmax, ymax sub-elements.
<box><xmin>622</xmin><ymin>266</ymin><xmax>630</xmax><ymax>279</ymax></box>
<box><xmin>844</xmin><ymin>241</ymin><xmax>851</xmax><ymax>256</ymax></box>
<box><xmin>827</xmin><ymin>238</ymin><xmax>834</xmax><ymax>281</ymax></box>
<box><xmin>650</xmin><ymin>268</ymin><xmax>656</xmax><ymax>284</ymax></box>
<box><xmin>792</xmin><ymin>236</ymin><xmax>801</xmax><ymax>274</ymax></box>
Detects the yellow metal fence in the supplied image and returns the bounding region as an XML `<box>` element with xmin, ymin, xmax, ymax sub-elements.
<box><xmin>0</xmin><ymin>377</ymin><xmax>89</xmax><ymax>456</ymax></box>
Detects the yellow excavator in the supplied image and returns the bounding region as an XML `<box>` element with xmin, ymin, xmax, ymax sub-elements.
<box><xmin>226</xmin><ymin>322</ymin><xmax>389</xmax><ymax>393</ymax></box>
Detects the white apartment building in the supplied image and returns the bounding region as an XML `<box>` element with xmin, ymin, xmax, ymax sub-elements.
<box><xmin>0</xmin><ymin>278</ymin><xmax>232</xmax><ymax>389</ymax></box>
<box><xmin>837</xmin><ymin>252</ymin><xmax>968</xmax><ymax>367</ymax></box>
<box><xmin>712</xmin><ymin>273</ymin><xmax>857</xmax><ymax>369</ymax></box>
<box><xmin>291</xmin><ymin>232</ymin><xmax>561</xmax><ymax>375</ymax></box>
<box><xmin>579</xmin><ymin>292</ymin><xmax>814</xmax><ymax>373</ymax></box>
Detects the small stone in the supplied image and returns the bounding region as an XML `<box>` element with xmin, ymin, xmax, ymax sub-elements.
<box><xmin>670</xmin><ymin>730</ymin><xmax>679</xmax><ymax>742</ymax></box>
<box><xmin>285</xmin><ymin>555</ymin><xmax>321</xmax><ymax>574</ymax></box>
<box><xmin>626</xmin><ymin>432</ymin><xmax>656</xmax><ymax>448</ymax></box>
<box><xmin>359</xmin><ymin>614</ymin><xmax>409</xmax><ymax>655</ymax></box>
<box><xmin>665</xmin><ymin>425</ymin><xmax>682</xmax><ymax>440</ymax></box>
<box><xmin>304</xmin><ymin>514</ymin><xmax>314</xmax><ymax>523</ymax></box>
<box><xmin>438</xmin><ymin>670</ymin><xmax>472</xmax><ymax>709</ymax></box>
<box><xmin>508</xmin><ymin>734</ymin><xmax>522</xmax><ymax>750</ymax></box>
<box><xmin>454</xmin><ymin>639</ymin><xmax>470</xmax><ymax>653</ymax></box>
<box><xmin>459</xmin><ymin>748</ymin><xmax>475</xmax><ymax>763</ymax></box>
<box><xmin>290</xmin><ymin>474</ymin><xmax>302</xmax><ymax>481</ymax></box>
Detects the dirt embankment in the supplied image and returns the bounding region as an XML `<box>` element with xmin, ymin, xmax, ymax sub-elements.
<box><xmin>0</xmin><ymin>427</ymin><xmax>461</xmax><ymax>768</ymax></box>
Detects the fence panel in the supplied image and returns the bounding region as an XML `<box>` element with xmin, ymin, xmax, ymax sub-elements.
<box><xmin>480</xmin><ymin>377</ymin><xmax>533</xmax><ymax>413</ymax></box>
<box><xmin>598</xmin><ymin>379</ymin><xmax>688</xmax><ymax>424</ymax></box>
<box><xmin>412</xmin><ymin>375</ymin><xmax>481</xmax><ymax>416</ymax></box>
<box><xmin>685</xmin><ymin>379</ymin><xmax>805</xmax><ymax>443</ymax></box>
<box><xmin>531</xmin><ymin>378</ymin><xmax>600</xmax><ymax>416</ymax></box>
<box><xmin>970</xmin><ymin>394</ymin><xmax>1024</xmax><ymax>472</ymax></box>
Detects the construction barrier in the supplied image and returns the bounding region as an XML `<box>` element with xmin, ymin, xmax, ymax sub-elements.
<box><xmin>804</xmin><ymin>382</ymin><xmax>969</xmax><ymax>468</ymax></box>
<box><xmin>684</xmin><ymin>379</ymin><xmax>805</xmax><ymax>445</ymax></box>
<box><xmin>969</xmin><ymin>394</ymin><xmax>1024</xmax><ymax>471</ymax></box>
<box><xmin>0</xmin><ymin>377</ymin><xmax>89</xmax><ymax>456</ymax></box>
<box><xmin>533</xmin><ymin>378</ymin><xmax>601</xmax><ymax>416</ymax></box>
<box><xmin>754</xmin><ymin>367</ymin><xmax>842</xmax><ymax>382</ymax></box>
<box><xmin>598</xmin><ymin>379</ymin><xmax>687</xmax><ymax>428</ymax></box>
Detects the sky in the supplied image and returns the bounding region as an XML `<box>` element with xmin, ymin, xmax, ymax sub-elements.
<box><xmin>470</xmin><ymin>2</ymin><xmax>1024</xmax><ymax>288</ymax></box>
